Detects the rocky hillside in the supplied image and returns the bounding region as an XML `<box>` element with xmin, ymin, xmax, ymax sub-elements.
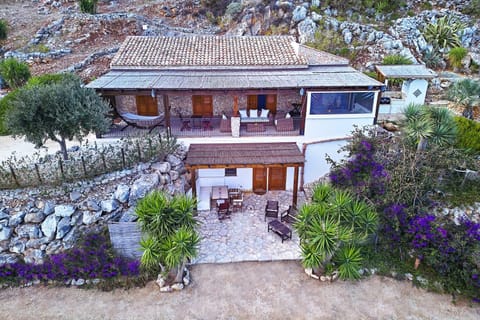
<box><xmin>0</xmin><ymin>0</ymin><xmax>479</xmax><ymax>82</ymax></box>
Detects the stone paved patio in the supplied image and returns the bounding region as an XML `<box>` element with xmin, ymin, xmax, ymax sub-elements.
<box><xmin>193</xmin><ymin>190</ymin><xmax>307</xmax><ymax>264</ymax></box>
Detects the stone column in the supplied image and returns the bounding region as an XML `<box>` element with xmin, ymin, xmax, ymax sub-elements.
<box><xmin>231</xmin><ymin>117</ymin><xmax>240</xmax><ymax>138</ymax></box>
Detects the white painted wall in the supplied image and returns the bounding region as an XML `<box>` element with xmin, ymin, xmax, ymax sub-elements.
<box><xmin>303</xmin><ymin>139</ymin><xmax>349</xmax><ymax>184</ymax></box>
<box><xmin>303</xmin><ymin>117</ymin><xmax>374</xmax><ymax>140</ymax></box>
<box><xmin>378</xmin><ymin>99</ymin><xmax>406</xmax><ymax>115</ymax></box>
<box><xmin>196</xmin><ymin>168</ymin><xmax>252</xmax><ymax>190</ymax></box>
<box><xmin>285</xmin><ymin>167</ymin><xmax>295</xmax><ymax>191</ymax></box>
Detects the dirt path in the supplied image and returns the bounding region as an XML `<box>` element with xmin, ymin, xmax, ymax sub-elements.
<box><xmin>0</xmin><ymin>261</ymin><xmax>478</xmax><ymax>320</ymax></box>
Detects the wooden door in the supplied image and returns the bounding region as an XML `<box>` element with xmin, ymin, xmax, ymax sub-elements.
<box><xmin>136</xmin><ymin>96</ymin><xmax>158</xmax><ymax>116</ymax></box>
<box><xmin>247</xmin><ymin>95</ymin><xmax>257</xmax><ymax>111</ymax></box>
<box><xmin>266</xmin><ymin>94</ymin><xmax>277</xmax><ymax>114</ymax></box>
<box><xmin>192</xmin><ymin>95</ymin><xmax>213</xmax><ymax>116</ymax></box>
<box><xmin>268</xmin><ymin>167</ymin><xmax>286</xmax><ymax>190</ymax></box>
<box><xmin>252</xmin><ymin>168</ymin><xmax>267</xmax><ymax>194</ymax></box>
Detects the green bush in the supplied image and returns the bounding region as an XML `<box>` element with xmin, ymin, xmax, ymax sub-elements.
<box><xmin>79</xmin><ymin>0</ymin><xmax>98</xmax><ymax>14</ymax></box>
<box><xmin>0</xmin><ymin>58</ymin><xmax>31</xmax><ymax>89</ymax></box>
<box><xmin>462</xmin><ymin>0</ymin><xmax>480</xmax><ymax>18</ymax></box>
<box><xmin>26</xmin><ymin>72</ymin><xmax>76</xmax><ymax>87</ymax></box>
<box><xmin>448</xmin><ymin>47</ymin><xmax>468</xmax><ymax>69</ymax></box>
<box><xmin>0</xmin><ymin>19</ymin><xmax>7</xmax><ymax>41</ymax></box>
<box><xmin>454</xmin><ymin>116</ymin><xmax>480</xmax><ymax>152</ymax></box>
<box><xmin>0</xmin><ymin>90</ymin><xmax>18</xmax><ymax>135</ymax></box>
<box><xmin>225</xmin><ymin>1</ymin><xmax>242</xmax><ymax>18</ymax></box>
<box><xmin>382</xmin><ymin>54</ymin><xmax>413</xmax><ymax>65</ymax></box>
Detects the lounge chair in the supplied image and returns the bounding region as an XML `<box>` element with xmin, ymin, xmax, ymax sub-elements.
<box><xmin>119</xmin><ymin>112</ymin><xmax>164</xmax><ymax>133</ymax></box>
<box><xmin>280</xmin><ymin>205</ymin><xmax>297</xmax><ymax>224</ymax></box>
<box><xmin>264</xmin><ymin>200</ymin><xmax>279</xmax><ymax>221</ymax></box>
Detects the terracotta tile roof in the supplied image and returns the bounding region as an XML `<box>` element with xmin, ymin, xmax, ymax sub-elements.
<box><xmin>185</xmin><ymin>142</ymin><xmax>305</xmax><ymax>168</ymax></box>
<box><xmin>298</xmin><ymin>44</ymin><xmax>349</xmax><ymax>65</ymax></box>
<box><xmin>111</xmin><ymin>36</ymin><xmax>308</xmax><ymax>69</ymax></box>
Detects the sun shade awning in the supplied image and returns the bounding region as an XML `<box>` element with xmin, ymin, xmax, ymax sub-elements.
<box><xmin>185</xmin><ymin>143</ymin><xmax>305</xmax><ymax>168</ymax></box>
<box><xmin>86</xmin><ymin>66</ymin><xmax>384</xmax><ymax>91</ymax></box>
<box><xmin>375</xmin><ymin>65</ymin><xmax>437</xmax><ymax>79</ymax></box>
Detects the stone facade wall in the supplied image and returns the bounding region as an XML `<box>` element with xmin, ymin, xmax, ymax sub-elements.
<box><xmin>167</xmin><ymin>90</ymin><xmax>300</xmax><ymax>116</ymax></box>
<box><xmin>0</xmin><ymin>149</ymin><xmax>189</xmax><ymax>266</ymax></box>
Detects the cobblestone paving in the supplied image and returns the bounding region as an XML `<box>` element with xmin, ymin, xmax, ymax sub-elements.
<box><xmin>193</xmin><ymin>191</ymin><xmax>307</xmax><ymax>264</ymax></box>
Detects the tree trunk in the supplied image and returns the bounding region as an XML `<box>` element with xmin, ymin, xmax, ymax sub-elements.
<box><xmin>174</xmin><ymin>260</ymin><xmax>186</xmax><ymax>284</ymax></box>
<box><xmin>59</xmin><ymin>137</ymin><xmax>68</xmax><ymax>160</ymax></box>
<box><xmin>417</xmin><ymin>136</ymin><xmax>427</xmax><ymax>152</ymax></box>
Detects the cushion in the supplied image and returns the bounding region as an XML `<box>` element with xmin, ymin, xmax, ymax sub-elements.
<box><xmin>285</xmin><ymin>112</ymin><xmax>291</xmax><ymax>119</ymax></box>
<box><xmin>222</xmin><ymin>113</ymin><xmax>227</xmax><ymax>120</ymax></box>
<box><xmin>260</xmin><ymin>109</ymin><xmax>269</xmax><ymax>118</ymax></box>
<box><xmin>250</xmin><ymin>110</ymin><xmax>258</xmax><ymax>118</ymax></box>
<box><xmin>239</xmin><ymin>110</ymin><xmax>247</xmax><ymax>118</ymax></box>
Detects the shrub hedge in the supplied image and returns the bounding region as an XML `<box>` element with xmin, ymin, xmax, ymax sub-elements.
<box><xmin>454</xmin><ymin>116</ymin><xmax>480</xmax><ymax>152</ymax></box>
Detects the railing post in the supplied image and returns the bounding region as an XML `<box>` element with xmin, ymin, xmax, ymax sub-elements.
<box><xmin>8</xmin><ymin>164</ymin><xmax>20</xmax><ymax>187</ymax></box>
<box><xmin>34</xmin><ymin>163</ymin><xmax>43</xmax><ymax>184</ymax></box>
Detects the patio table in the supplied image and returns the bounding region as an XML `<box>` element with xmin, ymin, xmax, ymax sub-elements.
<box><xmin>211</xmin><ymin>185</ymin><xmax>228</xmax><ymax>200</ymax></box>
<box><xmin>267</xmin><ymin>219</ymin><xmax>292</xmax><ymax>243</ymax></box>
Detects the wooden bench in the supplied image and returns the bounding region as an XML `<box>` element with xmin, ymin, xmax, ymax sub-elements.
<box><xmin>267</xmin><ymin>219</ymin><xmax>292</xmax><ymax>243</ymax></box>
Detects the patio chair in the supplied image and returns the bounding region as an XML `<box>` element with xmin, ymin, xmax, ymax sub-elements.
<box><xmin>217</xmin><ymin>201</ymin><xmax>231</xmax><ymax>220</ymax></box>
<box><xmin>264</xmin><ymin>200</ymin><xmax>279</xmax><ymax>221</ymax></box>
<box><xmin>280</xmin><ymin>205</ymin><xmax>298</xmax><ymax>224</ymax></box>
<box><xmin>230</xmin><ymin>191</ymin><xmax>243</xmax><ymax>212</ymax></box>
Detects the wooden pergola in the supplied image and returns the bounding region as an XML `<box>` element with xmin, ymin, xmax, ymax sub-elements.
<box><xmin>184</xmin><ymin>142</ymin><xmax>305</xmax><ymax>207</ymax></box>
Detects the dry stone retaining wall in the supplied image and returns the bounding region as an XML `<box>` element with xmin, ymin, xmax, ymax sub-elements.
<box><xmin>0</xmin><ymin>148</ymin><xmax>188</xmax><ymax>265</ymax></box>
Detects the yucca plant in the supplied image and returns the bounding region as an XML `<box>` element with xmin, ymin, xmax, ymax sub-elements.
<box><xmin>294</xmin><ymin>183</ymin><xmax>378</xmax><ymax>279</ymax></box>
<box><xmin>135</xmin><ymin>190</ymin><xmax>199</xmax><ymax>281</ymax></box>
<box><xmin>140</xmin><ymin>236</ymin><xmax>163</xmax><ymax>275</ymax></box>
<box><xmin>334</xmin><ymin>245</ymin><xmax>363</xmax><ymax>280</ymax></box>
<box><xmin>448</xmin><ymin>47</ymin><xmax>468</xmax><ymax>69</ymax></box>
<box><xmin>161</xmin><ymin>227</ymin><xmax>200</xmax><ymax>283</ymax></box>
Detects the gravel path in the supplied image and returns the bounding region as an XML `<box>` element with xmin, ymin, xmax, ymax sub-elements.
<box><xmin>0</xmin><ymin>261</ymin><xmax>479</xmax><ymax>320</ymax></box>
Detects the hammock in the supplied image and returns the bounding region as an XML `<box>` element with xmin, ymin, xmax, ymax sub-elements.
<box><xmin>119</xmin><ymin>112</ymin><xmax>164</xmax><ymax>133</ymax></box>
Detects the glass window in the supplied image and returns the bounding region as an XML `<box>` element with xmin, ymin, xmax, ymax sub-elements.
<box><xmin>309</xmin><ymin>92</ymin><xmax>375</xmax><ymax>115</ymax></box>
<box><xmin>225</xmin><ymin>168</ymin><xmax>237</xmax><ymax>177</ymax></box>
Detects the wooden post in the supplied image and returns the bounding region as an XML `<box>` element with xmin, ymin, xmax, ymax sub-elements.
<box><xmin>163</xmin><ymin>94</ymin><xmax>171</xmax><ymax>129</ymax></box>
<box><xmin>293</xmin><ymin>166</ymin><xmax>299</xmax><ymax>207</ymax></box>
<box><xmin>299</xmin><ymin>92</ymin><xmax>307</xmax><ymax>135</ymax></box>
<box><xmin>233</xmin><ymin>96</ymin><xmax>239</xmax><ymax>117</ymax></box>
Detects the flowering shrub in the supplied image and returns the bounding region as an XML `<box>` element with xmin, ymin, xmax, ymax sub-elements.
<box><xmin>0</xmin><ymin>232</ymin><xmax>140</xmax><ymax>286</ymax></box>
<box><xmin>329</xmin><ymin>139</ymin><xmax>388</xmax><ymax>200</ymax></box>
<box><xmin>379</xmin><ymin>203</ymin><xmax>480</xmax><ymax>301</ymax></box>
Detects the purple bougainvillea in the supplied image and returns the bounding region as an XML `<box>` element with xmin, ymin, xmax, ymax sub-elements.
<box><xmin>0</xmin><ymin>232</ymin><xmax>140</xmax><ymax>285</ymax></box>
<box><xmin>330</xmin><ymin>139</ymin><xmax>388</xmax><ymax>199</ymax></box>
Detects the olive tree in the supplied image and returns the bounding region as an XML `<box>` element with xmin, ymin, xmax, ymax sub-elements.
<box><xmin>6</xmin><ymin>74</ymin><xmax>111</xmax><ymax>159</ymax></box>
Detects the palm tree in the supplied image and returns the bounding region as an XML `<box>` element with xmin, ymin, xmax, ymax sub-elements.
<box><xmin>402</xmin><ymin>104</ymin><xmax>457</xmax><ymax>151</ymax></box>
<box><xmin>446</xmin><ymin>79</ymin><xmax>480</xmax><ymax>120</ymax></box>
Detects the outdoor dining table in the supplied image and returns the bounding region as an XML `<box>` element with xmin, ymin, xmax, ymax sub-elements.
<box><xmin>211</xmin><ymin>185</ymin><xmax>229</xmax><ymax>200</ymax></box>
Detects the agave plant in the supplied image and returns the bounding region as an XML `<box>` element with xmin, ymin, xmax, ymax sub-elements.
<box><xmin>423</xmin><ymin>16</ymin><xmax>465</xmax><ymax>51</ymax></box>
